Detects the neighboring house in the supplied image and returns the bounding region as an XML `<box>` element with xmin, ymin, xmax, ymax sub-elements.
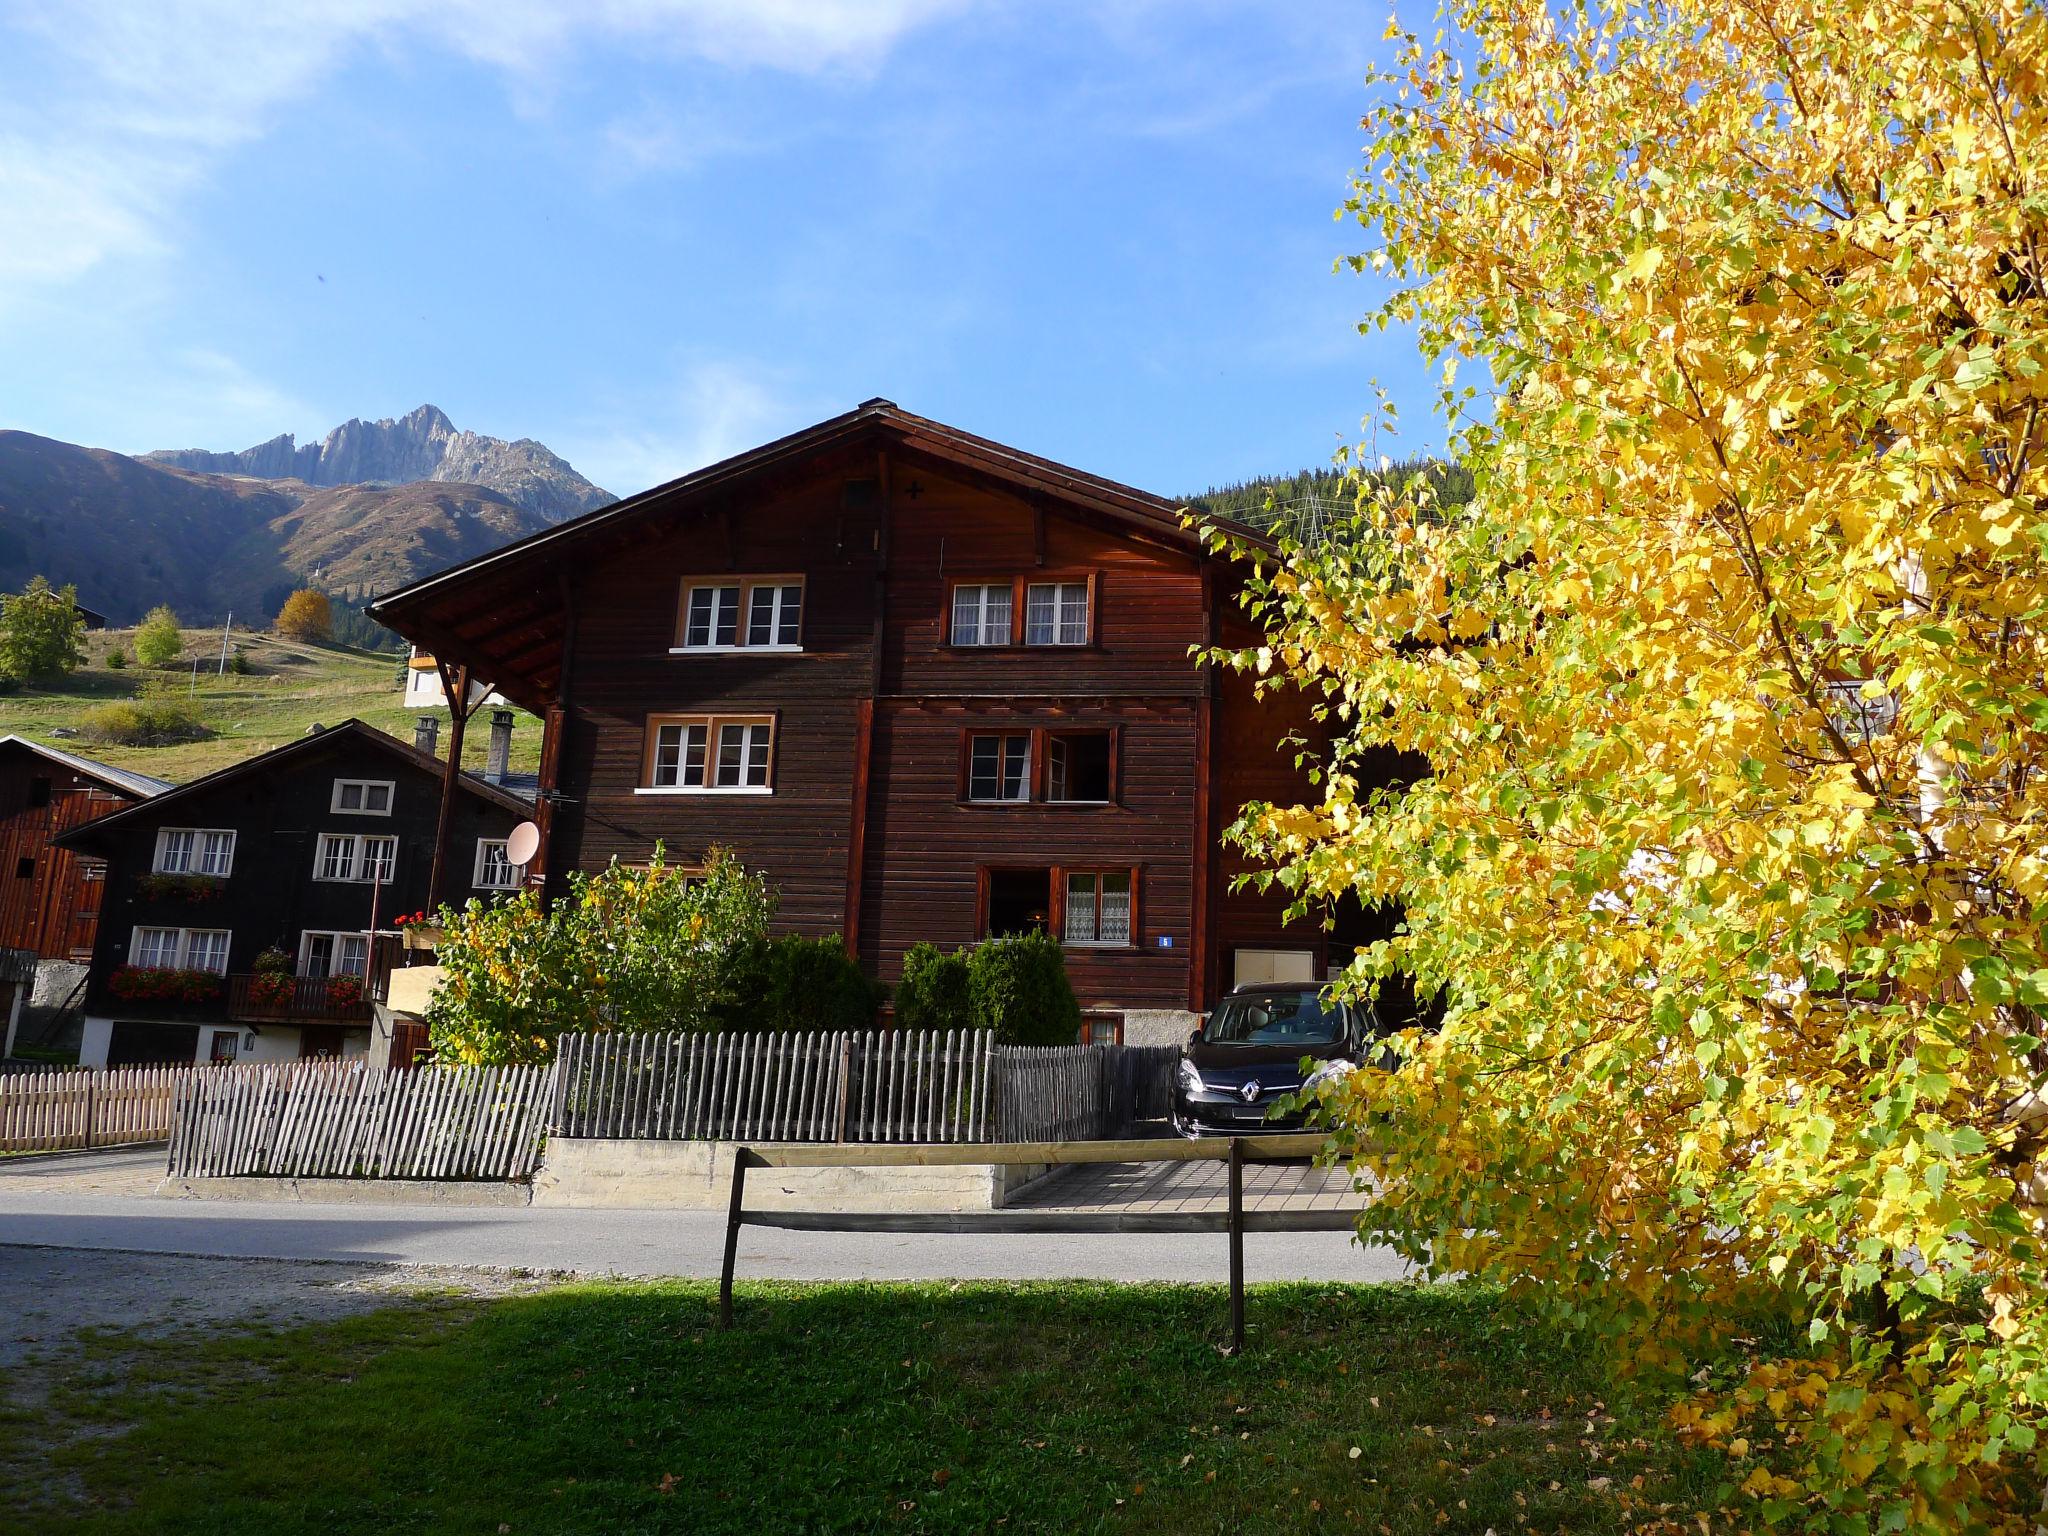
<box><xmin>0</xmin><ymin>737</ymin><xmax>171</xmax><ymax>966</ymax></box>
<box><xmin>371</xmin><ymin>401</ymin><xmax>1422</xmax><ymax>1045</ymax></box>
<box><xmin>403</xmin><ymin>645</ymin><xmax>505</xmax><ymax>709</ymax></box>
<box><xmin>54</xmin><ymin>718</ymin><xmax>532</xmax><ymax>1067</ymax></box>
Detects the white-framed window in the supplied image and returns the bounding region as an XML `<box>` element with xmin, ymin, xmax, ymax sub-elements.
<box><xmin>746</xmin><ymin>583</ymin><xmax>803</xmax><ymax>648</ymax></box>
<box><xmin>317</xmin><ymin>833</ymin><xmax>354</xmax><ymax>882</ymax></box>
<box><xmin>714</xmin><ymin>723</ymin><xmax>772</xmax><ymax>788</ymax></box>
<box><xmin>132</xmin><ymin>926</ymin><xmax>181</xmax><ymax>969</ymax></box>
<box><xmin>298</xmin><ymin>930</ymin><xmax>369</xmax><ymax>979</ymax></box>
<box><xmin>681</xmin><ymin>583</ymin><xmax>740</xmax><ymax>648</ymax></box>
<box><xmin>1025</xmin><ymin>581</ymin><xmax>1091</xmax><ymax>646</ymax></box>
<box><xmin>1063</xmin><ymin>870</ymin><xmax>1133</xmax><ymax>946</ymax></box>
<box><xmin>130</xmin><ymin>925</ymin><xmax>231</xmax><ymax>974</ymax></box>
<box><xmin>474</xmin><ymin>839</ymin><xmax>524</xmax><ymax>890</ymax></box>
<box><xmin>184</xmin><ymin>929</ymin><xmax>231</xmax><ymax>973</ymax></box>
<box><xmin>676</xmin><ymin>577</ymin><xmax>804</xmax><ymax>652</ymax></box>
<box><xmin>967</xmin><ymin>734</ymin><xmax>1031</xmax><ymax>802</ymax></box>
<box><xmin>153</xmin><ymin>828</ymin><xmax>237</xmax><ymax>876</ymax></box>
<box><xmin>313</xmin><ymin>833</ymin><xmax>398</xmax><ymax>883</ymax></box>
<box><xmin>641</xmin><ymin>715</ymin><xmax>774</xmax><ymax>794</ymax></box>
<box><xmin>331</xmin><ymin>779</ymin><xmax>394</xmax><ymax>816</ymax></box>
<box><xmin>950</xmin><ymin>583</ymin><xmax>1013</xmax><ymax>646</ymax></box>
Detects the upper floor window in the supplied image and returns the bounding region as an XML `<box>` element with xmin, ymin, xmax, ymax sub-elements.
<box><xmin>474</xmin><ymin>839</ymin><xmax>525</xmax><ymax>890</ymax></box>
<box><xmin>675</xmin><ymin>577</ymin><xmax>804</xmax><ymax>652</ymax></box>
<box><xmin>331</xmin><ymin>779</ymin><xmax>394</xmax><ymax>816</ymax></box>
<box><xmin>959</xmin><ymin>727</ymin><xmax>1116</xmax><ymax>805</ymax></box>
<box><xmin>640</xmin><ymin>714</ymin><xmax>775</xmax><ymax>794</ymax></box>
<box><xmin>299</xmin><ymin>929</ymin><xmax>369</xmax><ymax>979</ymax></box>
<box><xmin>315</xmin><ymin>833</ymin><xmax>397</xmax><ymax>884</ymax></box>
<box><xmin>1025</xmin><ymin>581</ymin><xmax>1091</xmax><ymax>646</ymax></box>
<box><xmin>154</xmin><ymin>827</ymin><xmax>237</xmax><ymax>877</ymax></box>
<box><xmin>967</xmin><ymin>734</ymin><xmax>1031</xmax><ymax>802</ymax></box>
<box><xmin>951</xmin><ymin>583</ymin><xmax>1013</xmax><ymax>646</ymax></box>
<box><xmin>947</xmin><ymin>574</ymin><xmax>1095</xmax><ymax>648</ymax></box>
<box><xmin>132</xmin><ymin>925</ymin><xmax>231</xmax><ymax>974</ymax></box>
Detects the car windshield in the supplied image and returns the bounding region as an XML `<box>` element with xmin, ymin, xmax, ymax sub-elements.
<box><xmin>1202</xmin><ymin>992</ymin><xmax>1345</xmax><ymax>1048</ymax></box>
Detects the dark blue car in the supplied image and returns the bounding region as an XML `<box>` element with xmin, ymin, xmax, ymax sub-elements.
<box><xmin>1169</xmin><ymin>984</ymin><xmax>1364</xmax><ymax>1138</ymax></box>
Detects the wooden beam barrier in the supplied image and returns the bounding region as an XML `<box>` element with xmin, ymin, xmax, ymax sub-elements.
<box><xmin>738</xmin><ymin>1132</ymin><xmax>1328</xmax><ymax>1169</ymax></box>
<box><xmin>713</xmin><ymin>1134</ymin><xmax>1359</xmax><ymax>1352</ymax></box>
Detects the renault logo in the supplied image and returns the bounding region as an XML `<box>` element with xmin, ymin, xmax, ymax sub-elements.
<box><xmin>1239</xmin><ymin>1080</ymin><xmax>1261</xmax><ymax>1104</ymax></box>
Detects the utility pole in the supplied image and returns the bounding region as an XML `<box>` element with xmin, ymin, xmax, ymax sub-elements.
<box><xmin>218</xmin><ymin>612</ymin><xmax>232</xmax><ymax>675</ymax></box>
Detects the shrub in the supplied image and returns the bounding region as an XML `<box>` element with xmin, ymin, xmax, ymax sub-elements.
<box><xmin>426</xmin><ymin>846</ymin><xmax>773</xmax><ymax>1065</ymax></box>
<box><xmin>105</xmin><ymin>648</ymin><xmax>126</xmax><ymax>669</ymax></box>
<box><xmin>78</xmin><ymin>698</ymin><xmax>211</xmax><ymax>747</ymax></box>
<box><xmin>225</xmin><ymin>646</ymin><xmax>252</xmax><ymax>675</ymax></box>
<box><xmin>721</xmin><ymin>934</ymin><xmax>883</xmax><ymax>1034</ymax></box>
<box><xmin>894</xmin><ymin>941</ymin><xmax>972</xmax><ymax>1032</ymax></box>
<box><xmin>133</xmin><ymin>605</ymin><xmax>183</xmax><ymax>667</ymax></box>
<box><xmin>967</xmin><ymin>931</ymin><xmax>1081</xmax><ymax>1046</ymax></box>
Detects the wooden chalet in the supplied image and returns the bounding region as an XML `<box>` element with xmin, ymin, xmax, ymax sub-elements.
<box><xmin>371</xmin><ymin>401</ymin><xmax>1408</xmax><ymax>1043</ymax></box>
<box><xmin>0</xmin><ymin>735</ymin><xmax>170</xmax><ymax>965</ymax></box>
<box><xmin>54</xmin><ymin>719</ymin><xmax>531</xmax><ymax>1067</ymax></box>
<box><xmin>0</xmin><ymin>736</ymin><xmax>167</xmax><ymax>1055</ymax></box>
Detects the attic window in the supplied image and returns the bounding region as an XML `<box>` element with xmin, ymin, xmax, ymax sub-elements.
<box><xmin>674</xmin><ymin>578</ymin><xmax>804</xmax><ymax>652</ymax></box>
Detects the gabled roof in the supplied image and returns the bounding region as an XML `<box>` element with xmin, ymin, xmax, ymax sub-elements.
<box><xmin>51</xmin><ymin>718</ymin><xmax>532</xmax><ymax>856</ymax></box>
<box><xmin>0</xmin><ymin>735</ymin><xmax>173</xmax><ymax>801</ymax></box>
<box><xmin>368</xmin><ymin>400</ymin><xmax>1263</xmax><ymax>711</ymax></box>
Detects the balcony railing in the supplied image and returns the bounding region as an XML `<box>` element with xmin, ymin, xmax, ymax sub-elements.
<box><xmin>226</xmin><ymin>974</ymin><xmax>372</xmax><ymax>1025</ymax></box>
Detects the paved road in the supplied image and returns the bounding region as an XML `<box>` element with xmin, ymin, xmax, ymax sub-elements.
<box><xmin>0</xmin><ymin>1147</ymin><xmax>1415</xmax><ymax>1284</ymax></box>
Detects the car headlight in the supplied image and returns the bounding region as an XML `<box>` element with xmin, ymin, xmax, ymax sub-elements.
<box><xmin>1177</xmin><ymin>1059</ymin><xmax>1204</xmax><ymax>1094</ymax></box>
<box><xmin>1302</xmin><ymin>1058</ymin><xmax>1355</xmax><ymax>1093</ymax></box>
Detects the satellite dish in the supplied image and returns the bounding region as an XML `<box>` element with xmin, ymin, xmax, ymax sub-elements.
<box><xmin>505</xmin><ymin>820</ymin><xmax>542</xmax><ymax>866</ymax></box>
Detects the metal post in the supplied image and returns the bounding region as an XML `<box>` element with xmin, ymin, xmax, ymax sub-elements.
<box><xmin>719</xmin><ymin>1145</ymin><xmax>752</xmax><ymax>1329</ymax></box>
<box><xmin>1227</xmin><ymin>1137</ymin><xmax>1245</xmax><ymax>1355</ymax></box>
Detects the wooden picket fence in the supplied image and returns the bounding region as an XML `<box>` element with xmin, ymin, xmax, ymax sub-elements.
<box><xmin>553</xmin><ymin>1029</ymin><xmax>998</xmax><ymax>1143</ymax></box>
<box><xmin>166</xmin><ymin>1062</ymin><xmax>553</xmax><ymax>1180</ymax></box>
<box><xmin>0</xmin><ymin>1065</ymin><xmax>191</xmax><ymax>1152</ymax></box>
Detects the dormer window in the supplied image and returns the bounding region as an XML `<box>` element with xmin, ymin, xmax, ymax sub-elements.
<box><xmin>675</xmin><ymin>577</ymin><xmax>804</xmax><ymax>652</ymax></box>
<box><xmin>331</xmin><ymin>779</ymin><xmax>393</xmax><ymax>815</ymax></box>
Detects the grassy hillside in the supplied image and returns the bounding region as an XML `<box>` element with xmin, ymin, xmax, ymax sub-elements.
<box><xmin>0</xmin><ymin>625</ymin><xmax>542</xmax><ymax>785</ymax></box>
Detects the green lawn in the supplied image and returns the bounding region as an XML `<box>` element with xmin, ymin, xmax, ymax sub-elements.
<box><xmin>3</xmin><ymin>1280</ymin><xmax>1728</xmax><ymax>1535</ymax></box>
<box><xmin>0</xmin><ymin>625</ymin><xmax>540</xmax><ymax>782</ymax></box>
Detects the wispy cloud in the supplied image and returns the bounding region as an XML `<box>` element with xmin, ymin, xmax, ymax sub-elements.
<box><xmin>0</xmin><ymin>0</ymin><xmax>970</xmax><ymax>293</ymax></box>
<box><xmin>556</xmin><ymin>356</ymin><xmax>824</xmax><ymax>495</ymax></box>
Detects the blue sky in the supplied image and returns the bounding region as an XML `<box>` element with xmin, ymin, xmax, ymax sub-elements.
<box><xmin>0</xmin><ymin>1</ymin><xmax>1437</xmax><ymax>501</ymax></box>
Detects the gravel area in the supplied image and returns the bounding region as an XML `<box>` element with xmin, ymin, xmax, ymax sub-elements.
<box><xmin>0</xmin><ymin>1244</ymin><xmax>567</xmax><ymax>1371</ymax></box>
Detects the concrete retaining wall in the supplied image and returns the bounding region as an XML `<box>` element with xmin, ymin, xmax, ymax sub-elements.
<box><xmin>532</xmin><ymin>1137</ymin><xmax>1053</xmax><ymax>1211</ymax></box>
<box><xmin>161</xmin><ymin>1175</ymin><xmax>531</xmax><ymax>1207</ymax></box>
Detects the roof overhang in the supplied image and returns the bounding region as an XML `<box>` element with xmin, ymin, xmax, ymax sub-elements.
<box><xmin>368</xmin><ymin>400</ymin><xmax>1267</xmax><ymax>712</ymax></box>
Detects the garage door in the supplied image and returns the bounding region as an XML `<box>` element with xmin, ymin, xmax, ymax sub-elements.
<box><xmin>106</xmin><ymin>1021</ymin><xmax>200</xmax><ymax>1067</ymax></box>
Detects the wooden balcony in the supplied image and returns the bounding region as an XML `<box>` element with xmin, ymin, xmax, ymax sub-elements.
<box><xmin>226</xmin><ymin>974</ymin><xmax>372</xmax><ymax>1025</ymax></box>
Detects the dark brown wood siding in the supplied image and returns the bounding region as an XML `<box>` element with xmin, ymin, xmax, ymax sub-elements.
<box><xmin>881</xmin><ymin>464</ymin><xmax>1207</xmax><ymax>700</ymax></box>
<box><xmin>549</xmin><ymin>462</ymin><xmax>883</xmax><ymax>937</ymax></box>
<box><xmin>858</xmin><ymin>701</ymin><xmax>1197</xmax><ymax>1010</ymax></box>
<box><xmin>0</xmin><ymin>745</ymin><xmax>146</xmax><ymax>961</ymax></box>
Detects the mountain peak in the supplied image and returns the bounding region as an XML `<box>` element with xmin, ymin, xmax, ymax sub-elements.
<box><xmin>145</xmin><ymin>406</ymin><xmax>611</xmax><ymax>523</ymax></box>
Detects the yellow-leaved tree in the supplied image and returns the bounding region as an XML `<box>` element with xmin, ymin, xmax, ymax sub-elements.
<box><xmin>1207</xmin><ymin>2</ymin><xmax>2048</xmax><ymax>1527</ymax></box>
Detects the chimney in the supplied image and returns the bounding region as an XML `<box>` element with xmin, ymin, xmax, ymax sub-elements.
<box><xmin>485</xmin><ymin>708</ymin><xmax>513</xmax><ymax>783</ymax></box>
<box><xmin>414</xmin><ymin>716</ymin><xmax>439</xmax><ymax>757</ymax></box>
